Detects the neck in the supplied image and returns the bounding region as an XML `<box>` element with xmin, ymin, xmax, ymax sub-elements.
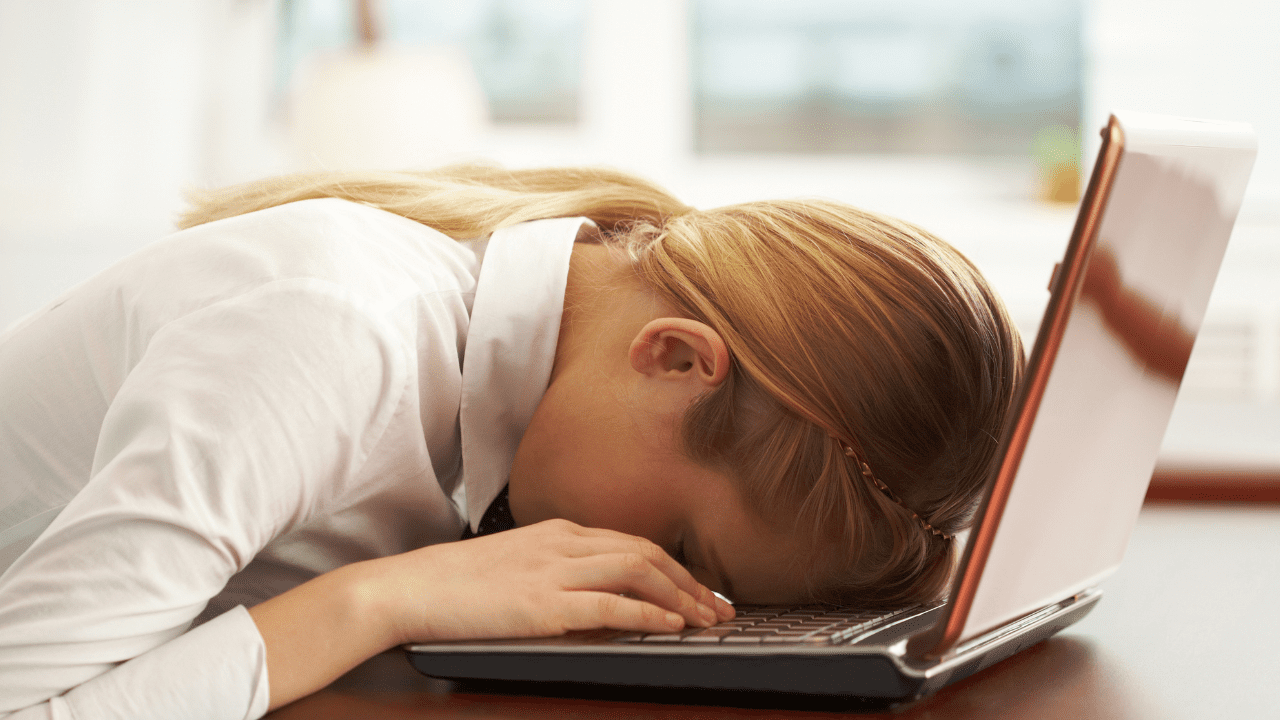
<box><xmin>555</xmin><ymin>239</ymin><xmax>664</xmax><ymax>382</ymax></box>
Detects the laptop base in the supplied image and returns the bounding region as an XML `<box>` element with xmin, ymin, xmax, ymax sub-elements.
<box><xmin>408</xmin><ymin>588</ymin><xmax>1100</xmax><ymax>701</ymax></box>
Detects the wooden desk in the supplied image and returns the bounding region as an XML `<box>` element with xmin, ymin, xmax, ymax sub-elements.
<box><xmin>269</xmin><ymin>505</ymin><xmax>1280</xmax><ymax>720</ymax></box>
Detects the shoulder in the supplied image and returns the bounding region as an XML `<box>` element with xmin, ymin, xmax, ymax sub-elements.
<box><xmin>76</xmin><ymin>199</ymin><xmax>481</xmax><ymax>340</ymax></box>
<box><xmin>178</xmin><ymin>198</ymin><xmax>480</xmax><ymax>296</ymax></box>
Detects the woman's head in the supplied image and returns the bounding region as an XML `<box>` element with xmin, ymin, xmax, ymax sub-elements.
<box><xmin>182</xmin><ymin>165</ymin><xmax>1024</xmax><ymax>607</ymax></box>
<box><xmin>615</xmin><ymin>200</ymin><xmax>1025</xmax><ymax>607</ymax></box>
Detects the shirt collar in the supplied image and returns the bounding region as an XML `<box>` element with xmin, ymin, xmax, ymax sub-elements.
<box><xmin>455</xmin><ymin>217</ymin><xmax>589</xmax><ymax>533</ymax></box>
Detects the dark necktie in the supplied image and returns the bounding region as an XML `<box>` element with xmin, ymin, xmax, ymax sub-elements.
<box><xmin>460</xmin><ymin>484</ymin><xmax>515</xmax><ymax>539</ymax></box>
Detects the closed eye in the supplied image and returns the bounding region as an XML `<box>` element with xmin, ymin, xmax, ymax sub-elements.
<box><xmin>671</xmin><ymin>539</ymin><xmax>689</xmax><ymax>569</ymax></box>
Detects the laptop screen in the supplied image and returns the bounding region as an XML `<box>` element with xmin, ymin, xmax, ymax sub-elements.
<box><xmin>933</xmin><ymin>112</ymin><xmax>1257</xmax><ymax>652</ymax></box>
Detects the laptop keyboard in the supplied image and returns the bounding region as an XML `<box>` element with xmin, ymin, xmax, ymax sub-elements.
<box><xmin>610</xmin><ymin>605</ymin><xmax>924</xmax><ymax>645</ymax></box>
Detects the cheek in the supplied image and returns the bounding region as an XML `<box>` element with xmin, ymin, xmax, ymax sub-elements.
<box><xmin>521</xmin><ymin>452</ymin><xmax>679</xmax><ymax>541</ymax></box>
<box><xmin>509</xmin><ymin>421</ymin><xmax>679</xmax><ymax>542</ymax></box>
<box><xmin>577</xmin><ymin>481</ymin><xmax>682</xmax><ymax>542</ymax></box>
<box><xmin>508</xmin><ymin>370</ymin><xmax>689</xmax><ymax>542</ymax></box>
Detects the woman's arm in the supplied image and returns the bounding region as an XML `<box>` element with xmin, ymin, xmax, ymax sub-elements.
<box><xmin>0</xmin><ymin>282</ymin><xmax>415</xmax><ymax>718</ymax></box>
<box><xmin>250</xmin><ymin>519</ymin><xmax>731</xmax><ymax>711</ymax></box>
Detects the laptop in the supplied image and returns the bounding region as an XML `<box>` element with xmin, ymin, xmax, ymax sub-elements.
<box><xmin>404</xmin><ymin>111</ymin><xmax>1258</xmax><ymax>704</ymax></box>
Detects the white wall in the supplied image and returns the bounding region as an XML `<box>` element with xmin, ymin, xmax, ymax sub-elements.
<box><xmin>1085</xmin><ymin>0</ymin><xmax>1280</xmax><ymax>203</ymax></box>
<box><xmin>1</xmin><ymin>0</ymin><xmax>215</xmax><ymax>324</ymax></box>
<box><xmin>0</xmin><ymin>0</ymin><xmax>216</xmax><ymax>231</ymax></box>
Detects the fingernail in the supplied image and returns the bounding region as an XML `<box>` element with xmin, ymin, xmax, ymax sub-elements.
<box><xmin>665</xmin><ymin>612</ymin><xmax>684</xmax><ymax>628</ymax></box>
<box><xmin>698</xmin><ymin>603</ymin><xmax>716</xmax><ymax>625</ymax></box>
<box><xmin>715</xmin><ymin>597</ymin><xmax>735</xmax><ymax>619</ymax></box>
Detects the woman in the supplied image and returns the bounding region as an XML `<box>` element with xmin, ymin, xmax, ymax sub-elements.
<box><xmin>0</xmin><ymin>166</ymin><xmax>1023</xmax><ymax>718</ymax></box>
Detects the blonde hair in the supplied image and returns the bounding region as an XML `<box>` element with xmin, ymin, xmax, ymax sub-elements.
<box><xmin>178</xmin><ymin>165</ymin><xmax>691</xmax><ymax>234</ymax></box>
<box><xmin>628</xmin><ymin>203</ymin><xmax>1023</xmax><ymax>606</ymax></box>
<box><xmin>182</xmin><ymin>164</ymin><xmax>1023</xmax><ymax>607</ymax></box>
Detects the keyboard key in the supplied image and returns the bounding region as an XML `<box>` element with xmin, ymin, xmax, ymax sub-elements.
<box><xmin>681</xmin><ymin>628</ymin><xmax>738</xmax><ymax>643</ymax></box>
<box><xmin>607</xmin><ymin>604</ymin><xmax>929</xmax><ymax>646</ymax></box>
<box><xmin>639</xmin><ymin>633</ymin><xmax>689</xmax><ymax>643</ymax></box>
<box><xmin>737</xmin><ymin>630</ymin><xmax>783</xmax><ymax>639</ymax></box>
<box><xmin>761</xmin><ymin>634</ymin><xmax>828</xmax><ymax>644</ymax></box>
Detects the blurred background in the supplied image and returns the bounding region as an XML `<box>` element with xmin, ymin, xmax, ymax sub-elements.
<box><xmin>1</xmin><ymin>0</ymin><xmax>1277</xmax><ymax>472</ymax></box>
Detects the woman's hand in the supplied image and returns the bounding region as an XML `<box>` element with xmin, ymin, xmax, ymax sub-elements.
<box><xmin>367</xmin><ymin>518</ymin><xmax>735</xmax><ymax>646</ymax></box>
<box><xmin>251</xmin><ymin>519</ymin><xmax>734</xmax><ymax>710</ymax></box>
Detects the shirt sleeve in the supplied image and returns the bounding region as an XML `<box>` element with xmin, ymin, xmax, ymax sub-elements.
<box><xmin>0</xmin><ymin>279</ymin><xmax>412</xmax><ymax>719</ymax></box>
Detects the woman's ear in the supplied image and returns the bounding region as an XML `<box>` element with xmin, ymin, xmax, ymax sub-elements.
<box><xmin>629</xmin><ymin>318</ymin><xmax>730</xmax><ymax>389</ymax></box>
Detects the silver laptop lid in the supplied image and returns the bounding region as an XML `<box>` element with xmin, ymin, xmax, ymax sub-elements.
<box><xmin>914</xmin><ymin>111</ymin><xmax>1257</xmax><ymax>656</ymax></box>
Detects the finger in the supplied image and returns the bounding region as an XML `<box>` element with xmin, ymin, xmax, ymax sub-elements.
<box><xmin>554</xmin><ymin>529</ymin><xmax>723</xmax><ymax>617</ymax></box>
<box><xmin>559</xmin><ymin>591</ymin><xmax>687</xmax><ymax>634</ymax></box>
<box><xmin>561</xmin><ymin>554</ymin><xmax>716</xmax><ymax>627</ymax></box>
<box><xmin>713</xmin><ymin>593</ymin><xmax>736</xmax><ymax>621</ymax></box>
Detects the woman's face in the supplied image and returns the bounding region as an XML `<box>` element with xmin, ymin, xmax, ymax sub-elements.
<box><xmin>507</xmin><ymin>349</ymin><xmax>816</xmax><ymax>605</ymax></box>
<box><xmin>507</xmin><ymin>240</ymin><xmax>823</xmax><ymax>604</ymax></box>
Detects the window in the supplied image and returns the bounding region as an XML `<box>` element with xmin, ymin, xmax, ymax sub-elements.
<box><xmin>692</xmin><ymin>0</ymin><xmax>1083</xmax><ymax>158</ymax></box>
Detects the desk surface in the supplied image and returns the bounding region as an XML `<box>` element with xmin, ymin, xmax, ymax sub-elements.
<box><xmin>268</xmin><ymin>505</ymin><xmax>1280</xmax><ymax>720</ymax></box>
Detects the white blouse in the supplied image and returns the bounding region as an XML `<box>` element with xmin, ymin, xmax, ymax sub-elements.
<box><xmin>0</xmin><ymin>199</ymin><xmax>584</xmax><ymax>719</ymax></box>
